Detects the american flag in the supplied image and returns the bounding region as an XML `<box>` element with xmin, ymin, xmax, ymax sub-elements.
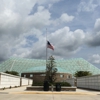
<box><xmin>47</xmin><ymin>41</ymin><xmax>54</xmax><ymax>50</ymax></box>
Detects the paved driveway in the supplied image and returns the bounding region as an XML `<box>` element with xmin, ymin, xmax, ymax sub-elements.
<box><xmin>0</xmin><ymin>86</ymin><xmax>100</xmax><ymax>100</ymax></box>
<box><xmin>0</xmin><ymin>94</ymin><xmax>100</xmax><ymax>100</ymax></box>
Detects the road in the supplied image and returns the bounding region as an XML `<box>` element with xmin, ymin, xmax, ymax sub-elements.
<box><xmin>0</xmin><ymin>94</ymin><xmax>100</xmax><ymax>100</ymax></box>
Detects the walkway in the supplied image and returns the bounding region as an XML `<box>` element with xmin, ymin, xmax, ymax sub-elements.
<box><xmin>0</xmin><ymin>86</ymin><xmax>100</xmax><ymax>95</ymax></box>
<box><xmin>0</xmin><ymin>86</ymin><xmax>100</xmax><ymax>100</ymax></box>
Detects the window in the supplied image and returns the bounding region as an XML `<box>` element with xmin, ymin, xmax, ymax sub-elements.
<box><xmin>30</xmin><ymin>74</ymin><xmax>33</xmax><ymax>77</ymax></box>
<box><xmin>60</xmin><ymin>74</ymin><xmax>64</xmax><ymax>78</ymax></box>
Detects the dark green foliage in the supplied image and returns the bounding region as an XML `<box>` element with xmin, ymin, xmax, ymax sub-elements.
<box><xmin>55</xmin><ymin>82</ymin><xmax>71</xmax><ymax>86</ymax></box>
<box><xmin>45</xmin><ymin>56</ymin><xmax>57</xmax><ymax>85</ymax></box>
<box><xmin>32</xmin><ymin>82</ymin><xmax>71</xmax><ymax>86</ymax></box>
<box><xmin>74</xmin><ymin>71</ymin><xmax>92</xmax><ymax>77</ymax></box>
<box><xmin>5</xmin><ymin>70</ymin><xmax>19</xmax><ymax>76</ymax></box>
<box><xmin>32</xmin><ymin>82</ymin><xmax>43</xmax><ymax>86</ymax></box>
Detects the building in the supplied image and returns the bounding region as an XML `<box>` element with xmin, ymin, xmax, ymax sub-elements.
<box><xmin>21</xmin><ymin>72</ymin><xmax>72</xmax><ymax>83</ymax></box>
<box><xmin>0</xmin><ymin>57</ymin><xmax>100</xmax><ymax>83</ymax></box>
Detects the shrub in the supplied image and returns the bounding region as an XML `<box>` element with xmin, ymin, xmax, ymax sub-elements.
<box><xmin>32</xmin><ymin>82</ymin><xmax>71</xmax><ymax>86</ymax></box>
<box><xmin>32</xmin><ymin>82</ymin><xmax>44</xmax><ymax>86</ymax></box>
<box><xmin>55</xmin><ymin>82</ymin><xmax>71</xmax><ymax>86</ymax></box>
<box><xmin>74</xmin><ymin>71</ymin><xmax>92</xmax><ymax>77</ymax></box>
<box><xmin>5</xmin><ymin>70</ymin><xmax>19</xmax><ymax>76</ymax></box>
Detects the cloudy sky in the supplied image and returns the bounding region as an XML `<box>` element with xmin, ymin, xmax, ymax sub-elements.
<box><xmin>0</xmin><ymin>0</ymin><xmax>100</xmax><ymax>68</ymax></box>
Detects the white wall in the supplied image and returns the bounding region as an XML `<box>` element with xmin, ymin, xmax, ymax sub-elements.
<box><xmin>28</xmin><ymin>79</ymin><xmax>33</xmax><ymax>85</ymax></box>
<box><xmin>77</xmin><ymin>74</ymin><xmax>100</xmax><ymax>90</ymax></box>
<box><xmin>66</xmin><ymin>78</ymin><xmax>76</xmax><ymax>86</ymax></box>
<box><xmin>0</xmin><ymin>72</ymin><xmax>20</xmax><ymax>88</ymax></box>
<box><xmin>0</xmin><ymin>72</ymin><xmax>33</xmax><ymax>89</ymax></box>
<box><xmin>21</xmin><ymin>77</ymin><xmax>29</xmax><ymax>86</ymax></box>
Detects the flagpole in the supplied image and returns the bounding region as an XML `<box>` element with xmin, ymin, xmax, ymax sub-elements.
<box><xmin>46</xmin><ymin>28</ymin><xmax>48</xmax><ymax>70</ymax></box>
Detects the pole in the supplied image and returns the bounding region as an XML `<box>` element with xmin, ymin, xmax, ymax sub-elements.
<box><xmin>46</xmin><ymin>28</ymin><xmax>48</xmax><ymax>70</ymax></box>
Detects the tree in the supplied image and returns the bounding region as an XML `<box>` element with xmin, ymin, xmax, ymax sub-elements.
<box><xmin>45</xmin><ymin>56</ymin><xmax>57</xmax><ymax>85</ymax></box>
<box><xmin>5</xmin><ymin>71</ymin><xmax>19</xmax><ymax>76</ymax></box>
<box><xmin>74</xmin><ymin>71</ymin><xmax>92</xmax><ymax>77</ymax></box>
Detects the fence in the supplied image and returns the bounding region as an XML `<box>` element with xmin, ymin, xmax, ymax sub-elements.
<box><xmin>77</xmin><ymin>74</ymin><xmax>100</xmax><ymax>90</ymax></box>
<box><xmin>0</xmin><ymin>72</ymin><xmax>33</xmax><ymax>89</ymax></box>
<box><xmin>66</xmin><ymin>75</ymin><xmax>100</xmax><ymax>90</ymax></box>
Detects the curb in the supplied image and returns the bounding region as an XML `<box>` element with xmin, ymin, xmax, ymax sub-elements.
<box><xmin>9</xmin><ymin>91</ymin><xmax>97</xmax><ymax>95</ymax></box>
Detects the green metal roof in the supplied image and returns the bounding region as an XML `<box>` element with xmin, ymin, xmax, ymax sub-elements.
<box><xmin>0</xmin><ymin>57</ymin><xmax>100</xmax><ymax>76</ymax></box>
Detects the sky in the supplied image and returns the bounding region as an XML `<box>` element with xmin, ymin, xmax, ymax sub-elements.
<box><xmin>0</xmin><ymin>0</ymin><xmax>100</xmax><ymax>68</ymax></box>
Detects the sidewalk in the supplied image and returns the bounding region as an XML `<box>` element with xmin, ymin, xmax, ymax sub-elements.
<box><xmin>0</xmin><ymin>86</ymin><xmax>100</xmax><ymax>95</ymax></box>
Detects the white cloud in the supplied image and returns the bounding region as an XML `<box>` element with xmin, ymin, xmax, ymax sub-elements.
<box><xmin>86</xmin><ymin>18</ymin><xmax>100</xmax><ymax>47</ymax></box>
<box><xmin>0</xmin><ymin>0</ymin><xmax>52</xmax><ymax>61</ymax></box>
<box><xmin>48</xmin><ymin>27</ymin><xmax>85</xmax><ymax>57</ymax></box>
<box><xmin>89</xmin><ymin>54</ymin><xmax>100</xmax><ymax>64</ymax></box>
<box><xmin>78</xmin><ymin>0</ymin><xmax>98</xmax><ymax>12</ymax></box>
<box><xmin>0</xmin><ymin>0</ymin><xmax>36</xmax><ymax>17</ymax></box>
<box><xmin>23</xmin><ymin>6</ymin><xmax>51</xmax><ymax>29</ymax></box>
<box><xmin>51</xmin><ymin>13</ymin><xmax>74</xmax><ymax>26</ymax></box>
<box><xmin>60</xmin><ymin>13</ymin><xmax>74</xmax><ymax>23</ymax></box>
<box><xmin>0</xmin><ymin>0</ymin><xmax>100</xmax><ymax>65</ymax></box>
<box><xmin>24</xmin><ymin>26</ymin><xmax>85</xmax><ymax>59</ymax></box>
<box><xmin>94</xmin><ymin>18</ymin><xmax>100</xmax><ymax>32</ymax></box>
<box><xmin>37</xmin><ymin>0</ymin><xmax>60</xmax><ymax>5</ymax></box>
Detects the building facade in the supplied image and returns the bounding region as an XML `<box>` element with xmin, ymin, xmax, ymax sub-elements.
<box><xmin>21</xmin><ymin>72</ymin><xmax>72</xmax><ymax>83</ymax></box>
<box><xmin>0</xmin><ymin>57</ymin><xmax>100</xmax><ymax>83</ymax></box>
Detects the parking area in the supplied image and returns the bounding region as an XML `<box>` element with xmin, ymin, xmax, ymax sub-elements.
<box><xmin>0</xmin><ymin>94</ymin><xmax>100</xmax><ymax>100</ymax></box>
<box><xmin>0</xmin><ymin>86</ymin><xmax>100</xmax><ymax>100</ymax></box>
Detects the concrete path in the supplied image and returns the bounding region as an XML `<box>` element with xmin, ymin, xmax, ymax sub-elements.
<box><xmin>0</xmin><ymin>86</ymin><xmax>100</xmax><ymax>100</ymax></box>
<box><xmin>0</xmin><ymin>86</ymin><xmax>100</xmax><ymax>95</ymax></box>
<box><xmin>0</xmin><ymin>94</ymin><xmax>100</xmax><ymax>100</ymax></box>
